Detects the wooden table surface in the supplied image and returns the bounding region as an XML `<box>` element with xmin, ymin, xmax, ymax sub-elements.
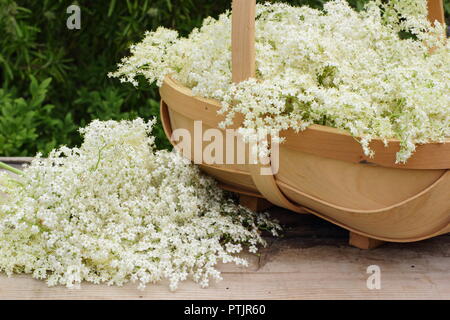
<box><xmin>0</xmin><ymin>159</ymin><xmax>449</xmax><ymax>300</ymax></box>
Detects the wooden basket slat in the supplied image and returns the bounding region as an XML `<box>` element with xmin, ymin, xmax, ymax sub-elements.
<box><xmin>158</xmin><ymin>0</ymin><xmax>449</xmax><ymax>246</ymax></box>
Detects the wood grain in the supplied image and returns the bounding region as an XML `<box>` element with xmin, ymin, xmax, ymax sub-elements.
<box><xmin>428</xmin><ymin>0</ymin><xmax>445</xmax><ymax>26</ymax></box>
<box><xmin>349</xmin><ymin>232</ymin><xmax>385</xmax><ymax>249</ymax></box>
<box><xmin>159</xmin><ymin>0</ymin><xmax>450</xmax><ymax>248</ymax></box>
<box><xmin>0</xmin><ymin>170</ymin><xmax>448</xmax><ymax>300</ymax></box>
<box><xmin>160</xmin><ymin>88</ymin><xmax>450</xmax><ymax>243</ymax></box>
<box><xmin>232</xmin><ymin>0</ymin><xmax>256</xmax><ymax>83</ymax></box>
<box><xmin>0</xmin><ymin>226</ymin><xmax>448</xmax><ymax>299</ymax></box>
<box><xmin>160</xmin><ymin>76</ymin><xmax>450</xmax><ymax>170</ymax></box>
<box><xmin>238</xmin><ymin>194</ymin><xmax>273</xmax><ymax>212</ymax></box>
<box><xmin>278</xmin><ymin>171</ymin><xmax>450</xmax><ymax>242</ymax></box>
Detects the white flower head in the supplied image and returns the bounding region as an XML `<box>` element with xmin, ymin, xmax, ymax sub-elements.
<box><xmin>0</xmin><ymin>119</ymin><xmax>281</xmax><ymax>290</ymax></box>
<box><xmin>111</xmin><ymin>0</ymin><xmax>449</xmax><ymax>163</ymax></box>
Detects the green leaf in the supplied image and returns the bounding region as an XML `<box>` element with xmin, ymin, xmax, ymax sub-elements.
<box><xmin>108</xmin><ymin>0</ymin><xmax>116</xmax><ymax>17</ymax></box>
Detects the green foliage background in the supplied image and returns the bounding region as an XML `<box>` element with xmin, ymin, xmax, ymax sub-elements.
<box><xmin>0</xmin><ymin>0</ymin><xmax>449</xmax><ymax>156</ymax></box>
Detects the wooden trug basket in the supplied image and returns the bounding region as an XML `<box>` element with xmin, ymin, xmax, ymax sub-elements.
<box><xmin>160</xmin><ymin>0</ymin><xmax>449</xmax><ymax>249</ymax></box>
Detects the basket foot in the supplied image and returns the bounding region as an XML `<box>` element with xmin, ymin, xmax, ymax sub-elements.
<box><xmin>239</xmin><ymin>194</ymin><xmax>273</xmax><ymax>212</ymax></box>
<box><xmin>349</xmin><ymin>232</ymin><xmax>385</xmax><ymax>249</ymax></box>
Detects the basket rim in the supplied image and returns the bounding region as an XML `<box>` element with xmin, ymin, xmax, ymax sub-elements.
<box><xmin>162</xmin><ymin>75</ymin><xmax>450</xmax><ymax>144</ymax></box>
<box><xmin>160</xmin><ymin>75</ymin><xmax>450</xmax><ymax>170</ymax></box>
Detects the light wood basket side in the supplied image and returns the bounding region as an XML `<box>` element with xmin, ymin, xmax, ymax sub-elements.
<box><xmin>158</xmin><ymin>0</ymin><xmax>449</xmax><ymax>244</ymax></box>
<box><xmin>230</xmin><ymin>0</ymin><xmax>449</xmax><ymax>213</ymax></box>
<box><xmin>428</xmin><ymin>0</ymin><xmax>445</xmax><ymax>26</ymax></box>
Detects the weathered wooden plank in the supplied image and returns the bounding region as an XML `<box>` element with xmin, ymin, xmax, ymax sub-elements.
<box><xmin>0</xmin><ymin>160</ymin><xmax>449</xmax><ymax>299</ymax></box>
<box><xmin>0</xmin><ymin>232</ymin><xmax>448</xmax><ymax>299</ymax></box>
<box><xmin>0</xmin><ymin>260</ymin><xmax>448</xmax><ymax>299</ymax></box>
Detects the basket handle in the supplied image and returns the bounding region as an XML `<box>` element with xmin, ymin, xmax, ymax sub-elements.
<box><xmin>231</xmin><ymin>0</ymin><xmax>445</xmax><ymax>83</ymax></box>
<box><xmin>231</xmin><ymin>0</ymin><xmax>446</xmax><ymax>211</ymax></box>
<box><xmin>428</xmin><ymin>0</ymin><xmax>445</xmax><ymax>26</ymax></box>
<box><xmin>232</xmin><ymin>0</ymin><xmax>256</xmax><ymax>83</ymax></box>
<box><xmin>232</xmin><ymin>0</ymin><xmax>305</xmax><ymax>211</ymax></box>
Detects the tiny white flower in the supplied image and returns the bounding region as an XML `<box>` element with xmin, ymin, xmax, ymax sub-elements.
<box><xmin>110</xmin><ymin>0</ymin><xmax>449</xmax><ymax>162</ymax></box>
<box><xmin>0</xmin><ymin>119</ymin><xmax>280</xmax><ymax>290</ymax></box>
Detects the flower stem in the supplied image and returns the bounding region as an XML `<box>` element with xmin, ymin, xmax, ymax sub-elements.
<box><xmin>0</xmin><ymin>161</ymin><xmax>24</xmax><ymax>176</ymax></box>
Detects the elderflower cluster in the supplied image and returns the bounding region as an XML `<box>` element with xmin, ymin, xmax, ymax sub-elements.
<box><xmin>110</xmin><ymin>0</ymin><xmax>449</xmax><ymax>163</ymax></box>
<box><xmin>0</xmin><ymin>119</ymin><xmax>280</xmax><ymax>290</ymax></box>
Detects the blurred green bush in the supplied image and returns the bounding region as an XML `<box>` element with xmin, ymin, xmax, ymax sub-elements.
<box><xmin>0</xmin><ymin>0</ymin><xmax>448</xmax><ymax>156</ymax></box>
